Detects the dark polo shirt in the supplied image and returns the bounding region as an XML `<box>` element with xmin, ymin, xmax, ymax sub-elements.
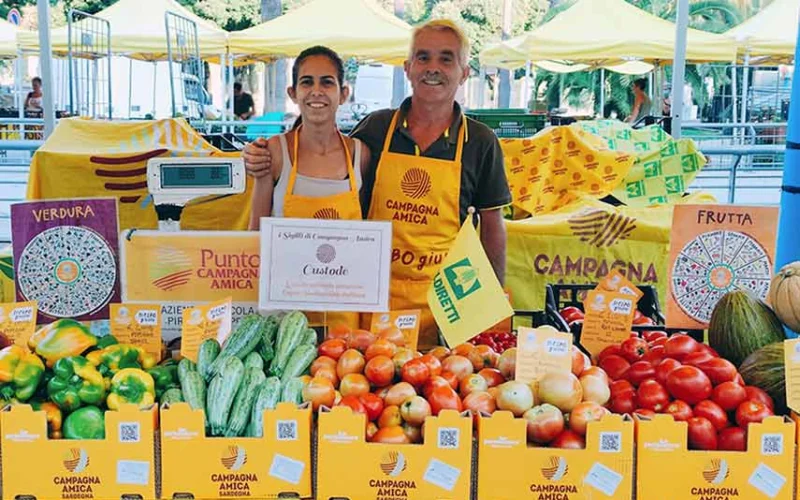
<box><xmin>351</xmin><ymin>97</ymin><xmax>512</xmax><ymax>222</ymax></box>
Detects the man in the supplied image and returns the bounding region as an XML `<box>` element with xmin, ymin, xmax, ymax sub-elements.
<box><xmin>625</xmin><ymin>78</ymin><xmax>651</xmax><ymax>124</ymax></box>
<box><xmin>233</xmin><ymin>82</ymin><xmax>255</xmax><ymax>121</ymax></box>
<box><xmin>243</xmin><ymin>20</ymin><xmax>511</xmax><ymax>349</ymax></box>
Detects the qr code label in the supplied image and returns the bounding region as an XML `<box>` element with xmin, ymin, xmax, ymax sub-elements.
<box><xmin>119</xmin><ymin>422</ymin><xmax>140</xmax><ymax>443</ymax></box>
<box><xmin>437</xmin><ymin>428</ymin><xmax>459</xmax><ymax>449</ymax></box>
<box><xmin>277</xmin><ymin>420</ymin><xmax>298</xmax><ymax>441</ymax></box>
<box><xmin>761</xmin><ymin>434</ymin><xmax>784</xmax><ymax>456</ymax></box>
<box><xmin>599</xmin><ymin>432</ymin><xmax>622</xmax><ymax>453</ymax></box>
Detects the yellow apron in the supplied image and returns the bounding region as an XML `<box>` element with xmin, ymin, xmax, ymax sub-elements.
<box><xmin>367</xmin><ymin>111</ymin><xmax>465</xmax><ymax>349</ymax></box>
<box><xmin>283</xmin><ymin>127</ymin><xmax>362</xmax><ymax>331</ymax></box>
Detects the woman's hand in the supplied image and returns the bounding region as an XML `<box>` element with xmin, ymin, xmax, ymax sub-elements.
<box><xmin>242</xmin><ymin>137</ymin><xmax>272</xmax><ymax>178</ymax></box>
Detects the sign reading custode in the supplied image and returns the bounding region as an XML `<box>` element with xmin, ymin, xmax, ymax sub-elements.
<box><xmin>258</xmin><ymin>217</ymin><xmax>391</xmax><ymax>313</ymax></box>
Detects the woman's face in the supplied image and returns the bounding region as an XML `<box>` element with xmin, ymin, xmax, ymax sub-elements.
<box><xmin>32</xmin><ymin>80</ymin><xmax>41</xmax><ymax>92</ymax></box>
<box><xmin>289</xmin><ymin>55</ymin><xmax>348</xmax><ymax>126</ymax></box>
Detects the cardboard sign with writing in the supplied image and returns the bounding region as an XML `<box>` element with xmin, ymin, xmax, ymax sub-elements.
<box><xmin>784</xmin><ymin>339</ymin><xmax>800</xmax><ymax>413</ymax></box>
<box><xmin>667</xmin><ymin>204</ymin><xmax>778</xmax><ymax>329</ymax></box>
<box><xmin>514</xmin><ymin>326</ymin><xmax>573</xmax><ymax>384</ymax></box>
<box><xmin>598</xmin><ymin>270</ymin><xmax>643</xmax><ymax>301</ymax></box>
<box><xmin>581</xmin><ymin>291</ymin><xmax>636</xmax><ymax>358</ymax></box>
<box><xmin>370</xmin><ymin>310</ymin><xmax>422</xmax><ymax>351</ymax></box>
<box><xmin>110</xmin><ymin>304</ymin><xmax>163</xmax><ymax>359</ymax></box>
<box><xmin>0</xmin><ymin>302</ymin><xmax>37</xmax><ymax>346</ymax></box>
<box><xmin>180</xmin><ymin>297</ymin><xmax>232</xmax><ymax>362</ymax></box>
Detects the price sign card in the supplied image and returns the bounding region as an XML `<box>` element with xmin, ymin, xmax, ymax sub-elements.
<box><xmin>180</xmin><ymin>297</ymin><xmax>232</xmax><ymax>362</ymax></box>
<box><xmin>515</xmin><ymin>326</ymin><xmax>573</xmax><ymax>384</ymax></box>
<box><xmin>110</xmin><ymin>304</ymin><xmax>163</xmax><ymax>359</ymax></box>
<box><xmin>370</xmin><ymin>310</ymin><xmax>422</xmax><ymax>351</ymax></box>
<box><xmin>784</xmin><ymin>339</ymin><xmax>800</xmax><ymax>413</ymax></box>
<box><xmin>580</xmin><ymin>291</ymin><xmax>636</xmax><ymax>358</ymax></box>
<box><xmin>0</xmin><ymin>302</ymin><xmax>37</xmax><ymax>346</ymax></box>
<box><xmin>598</xmin><ymin>270</ymin><xmax>643</xmax><ymax>301</ymax></box>
<box><xmin>259</xmin><ymin>218</ymin><xmax>392</xmax><ymax>313</ymax></box>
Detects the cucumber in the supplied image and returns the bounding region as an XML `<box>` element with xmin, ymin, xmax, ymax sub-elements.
<box><xmin>161</xmin><ymin>388</ymin><xmax>184</xmax><ymax>405</ymax></box>
<box><xmin>177</xmin><ymin>358</ymin><xmax>196</xmax><ymax>385</ymax></box>
<box><xmin>224</xmin><ymin>367</ymin><xmax>266</xmax><ymax>437</ymax></box>
<box><xmin>181</xmin><ymin>371</ymin><xmax>207</xmax><ymax>428</ymax></box>
<box><xmin>247</xmin><ymin>377</ymin><xmax>281</xmax><ymax>437</ymax></box>
<box><xmin>280</xmin><ymin>377</ymin><xmax>305</xmax><ymax>405</ymax></box>
<box><xmin>197</xmin><ymin>339</ymin><xmax>221</xmax><ymax>380</ymax></box>
<box><xmin>270</xmin><ymin>311</ymin><xmax>308</xmax><ymax>377</ymax></box>
<box><xmin>206</xmin><ymin>315</ymin><xmax>266</xmax><ymax>381</ymax></box>
<box><xmin>300</xmin><ymin>328</ymin><xmax>318</xmax><ymax>347</ymax></box>
<box><xmin>244</xmin><ymin>351</ymin><xmax>264</xmax><ymax>372</ymax></box>
<box><xmin>206</xmin><ymin>356</ymin><xmax>245</xmax><ymax>436</ymax></box>
<box><xmin>280</xmin><ymin>344</ymin><xmax>317</xmax><ymax>384</ymax></box>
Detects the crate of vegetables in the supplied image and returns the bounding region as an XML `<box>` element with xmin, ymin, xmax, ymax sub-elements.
<box><xmin>1</xmin><ymin>403</ymin><xmax>157</xmax><ymax>500</ymax></box>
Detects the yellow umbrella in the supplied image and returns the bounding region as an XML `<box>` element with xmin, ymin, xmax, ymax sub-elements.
<box><xmin>17</xmin><ymin>0</ymin><xmax>227</xmax><ymax>61</ymax></box>
<box><xmin>0</xmin><ymin>18</ymin><xmax>18</xmax><ymax>58</ymax></box>
<box><xmin>228</xmin><ymin>0</ymin><xmax>412</xmax><ymax>64</ymax></box>
<box><xmin>727</xmin><ymin>0</ymin><xmax>799</xmax><ymax>60</ymax></box>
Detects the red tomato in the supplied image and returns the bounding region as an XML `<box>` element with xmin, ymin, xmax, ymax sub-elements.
<box><xmin>610</xmin><ymin>379</ymin><xmax>636</xmax><ymax>398</ymax></box>
<box><xmin>744</xmin><ymin>386</ymin><xmax>774</xmax><ymax>411</ymax></box>
<box><xmin>419</xmin><ymin>354</ymin><xmax>443</xmax><ymax>378</ymax></box>
<box><xmin>597</xmin><ymin>345</ymin><xmax>622</xmax><ymax>362</ymax></box>
<box><xmin>666</xmin><ymin>366</ymin><xmax>712</xmax><ymax>405</ymax></box>
<box><xmin>318</xmin><ymin>339</ymin><xmax>348</xmax><ymax>361</ymax></box>
<box><xmin>655</xmin><ymin>358</ymin><xmax>682</xmax><ymax>386</ymax></box>
<box><xmin>401</xmin><ymin>358</ymin><xmax>431</xmax><ymax>388</ymax></box>
<box><xmin>358</xmin><ymin>393</ymin><xmax>384</xmax><ymax>422</ymax></box>
<box><xmin>633</xmin><ymin>310</ymin><xmax>644</xmax><ymax>322</ymax></box>
<box><xmin>523</xmin><ymin>404</ymin><xmax>565</xmax><ymax>444</ymax></box>
<box><xmin>609</xmin><ymin>392</ymin><xmax>637</xmax><ymax>414</ymax></box>
<box><xmin>598</xmin><ymin>355</ymin><xmax>630</xmax><ymax>381</ymax></box>
<box><xmin>637</xmin><ymin>379</ymin><xmax>670</xmax><ymax>412</ymax></box>
<box><xmin>337</xmin><ymin>395</ymin><xmax>367</xmax><ymax>415</ymax></box>
<box><xmin>633</xmin><ymin>408</ymin><xmax>655</xmax><ymax>419</ymax></box>
<box><xmin>693</xmin><ymin>400</ymin><xmax>729</xmax><ymax>431</ymax></box>
<box><xmin>477</xmin><ymin>368</ymin><xmax>505</xmax><ymax>388</ymax></box>
<box><xmin>712</xmin><ymin>381</ymin><xmax>748</xmax><ymax>412</ymax></box>
<box><xmin>718</xmin><ymin>427</ymin><xmax>747</xmax><ymax>451</ymax></box>
<box><xmin>682</xmin><ymin>351</ymin><xmax>716</xmax><ymax>367</ymax></box>
<box><xmin>625</xmin><ymin>361</ymin><xmax>656</xmax><ymax>387</ymax></box>
<box><xmin>649</xmin><ymin>337</ymin><xmax>669</xmax><ymax>349</ymax></box>
<box><xmin>687</xmin><ymin>417</ymin><xmax>718</xmax><ymax>450</ymax></box>
<box><xmin>569</xmin><ymin>401</ymin><xmax>608</xmax><ymax>436</ymax></box>
<box><xmin>664</xmin><ymin>400</ymin><xmax>694</xmax><ymax>422</ymax></box>
<box><xmin>642</xmin><ymin>345</ymin><xmax>665</xmax><ymax>365</ymax></box>
<box><xmin>735</xmin><ymin>401</ymin><xmax>773</xmax><ymax>428</ymax></box>
<box><xmin>364</xmin><ymin>355</ymin><xmax>396</xmax><ymax>388</ymax></box>
<box><xmin>695</xmin><ymin>344</ymin><xmax>720</xmax><ymax>358</ymax></box>
<box><xmin>550</xmin><ymin>429</ymin><xmax>585</xmax><ymax>449</ymax></box>
<box><xmin>734</xmin><ymin>373</ymin><xmax>745</xmax><ymax>386</ymax></box>
<box><xmin>423</xmin><ymin>376</ymin><xmax>452</xmax><ymax>399</ymax></box>
<box><xmin>696</xmin><ymin>358</ymin><xmax>738</xmax><ymax>386</ymax></box>
<box><xmin>428</xmin><ymin>386</ymin><xmax>463</xmax><ymax>416</ymax></box>
<box><xmin>643</xmin><ymin>331</ymin><xmax>668</xmax><ymax>343</ymax></box>
<box><xmin>663</xmin><ymin>334</ymin><xmax>700</xmax><ymax>362</ymax></box>
<box><xmin>560</xmin><ymin>306</ymin><xmax>584</xmax><ymax>323</ymax></box>
<box><xmin>581</xmin><ymin>366</ymin><xmax>610</xmax><ymax>385</ymax></box>
<box><xmin>620</xmin><ymin>337</ymin><xmax>649</xmax><ymax>363</ymax></box>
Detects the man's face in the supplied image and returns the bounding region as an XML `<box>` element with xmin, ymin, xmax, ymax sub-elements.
<box><xmin>234</xmin><ymin>87</ymin><xmax>242</xmax><ymax>96</ymax></box>
<box><xmin>405</xmin><ymin>29</ymin><xmax>469</xmax><ymax>106</ymax></box>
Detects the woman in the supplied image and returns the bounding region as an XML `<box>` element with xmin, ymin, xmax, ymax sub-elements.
<box><xmin>248</xmin><ymin>46</ymin><xmax>371</xmax><ymax>330</ymax></box>
<box><xmin>24</xmin><ymin>77</ymin><xmax>43</xmax><ymax>112</ymax></box>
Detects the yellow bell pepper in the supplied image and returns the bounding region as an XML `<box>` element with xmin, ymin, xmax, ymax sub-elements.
<box><xmin>28</xmin><ymin>319</ymin><xmax>97</xmax><ymax>368</ymax></box>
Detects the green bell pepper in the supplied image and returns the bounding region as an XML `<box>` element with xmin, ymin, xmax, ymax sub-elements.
<box><xmin>95</xmin><ymin>335</ymin><xmax>119</xmax><ymax>349</ymax></box>
<box><xmin>47</xmin><ymin>356</ymin><xmax>106</xmax><ymax>412</ymax></box>
<box><xmin>106</xmin><ymin>368</ymin><xmax>155</xmax><ymax>410</ymax></box>
<box><xmin>63</xmin><ymin>406</ymin><xmax>105</xmax><ymax>440</ymax></box>
<box><xmin>0</xmin><ymin>345</ymin><xmax>45</xmax><ymax>403</ymax></box>
<box><xmin>147</xmin><ymin>363</ymin><xmax>179</xmax><ymax>398</ymax></box>
<box><xmin>85</xmin><ymin>344</ymin><xmax>157</xmax><ymax>377</ymax></box>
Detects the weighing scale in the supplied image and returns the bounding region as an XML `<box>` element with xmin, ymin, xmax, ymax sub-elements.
<box><xmin>146</xmin><ymin>157</ymin><xmax>246</xmax><ymax>231</ymax></box>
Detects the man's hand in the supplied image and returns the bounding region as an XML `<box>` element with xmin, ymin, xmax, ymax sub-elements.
<box><xmin>479</xmin><ymin>208</ymin><xmax>507</xmax><ymax>285</ymax></box>
<box><xmin>242</xmin><ymin>138</ymin><xmax>271</xmax><ymax>179</ymax></box>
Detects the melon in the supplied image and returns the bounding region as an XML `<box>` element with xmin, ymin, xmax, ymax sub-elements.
<box><xmin>768</xmin><ymin>261</ymin><xmax>800</xmax><ymax>333</ymax></box>
<box><xmin>708</xmin><ymin>290</ymin><xmax>785</xmax><ymax>367</ymax></box>
<box><xmin>739</xmin><ymin>342</ymin><xmax>786</xmax><ymax>415</ymax></box>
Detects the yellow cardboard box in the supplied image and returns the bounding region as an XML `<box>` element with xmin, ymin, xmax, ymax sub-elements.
<box><xmin>317</xmin><ymin>406</ymin><xmax>473</xmax><ymax>500</ymax></box>
<box><xmin>637</xmin><ymin>414</ymin><xmax>795</xmax><ymax>500</ymax></box>
<box><xmin>477</xmin><ymin>411</ymin><xmax>634</xmax><ymax>499</ymax></box>
<box><xmin>160</xmin><ymin>402</ymin><xmax>312</xmax><ymax>499</ymax></box>
<box><xmin>1</xmin><ymin>403</ymin><xmax>157</xmax><ymax>500</ymax></box>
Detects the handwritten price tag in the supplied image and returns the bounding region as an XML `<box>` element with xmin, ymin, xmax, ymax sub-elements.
<box><xmin>784</xmin><ymin>339</ymin><xmax>800</xmax><ymax>413</ymax></box>
<box><xmin>370</xmin><ymin>309</ymin><xmax>422</xmax><ymax>350</ymax></box>
<box><xmin>180</xmin><ymin>297</ymin><xmax>233</xmax><ymax>362</ymax></box>
<box><xmin>0</xmin><ymin>302</ymin><xmax>37</xmax><ymax>346</ymax></box>
<box><xmin>110</xmin><ymin>304</ymin><xmax>163</xmax><ymax>360</ymax></box>
<box><xmin>515</xmin><ymin>326</ymin><xmax>573</xmax><ymax>384</ymax></box>
<box><xmin>580</xmin><ymin>291</ymin><xmax>636</xmax><ymax>359</ymax></box>
<box><xmin>598</xmin><ymin>270</ymin><xmax>644</xmax><ymax>301</ymax></box>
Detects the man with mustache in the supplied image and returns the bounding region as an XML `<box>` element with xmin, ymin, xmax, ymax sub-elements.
<box><xmin>244</xmin><ymin>20</ymin><xmax>511</xmax><ymax>350</ymax></box>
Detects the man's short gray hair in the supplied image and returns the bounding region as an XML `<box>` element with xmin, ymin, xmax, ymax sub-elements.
<box><xmin>409</xmin><ymin>19</ymin><xmax>470</xmax><ymax>68</ymax></box>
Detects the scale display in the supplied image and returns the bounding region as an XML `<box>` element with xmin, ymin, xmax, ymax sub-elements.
<box><xmin>160</xmin><ymin>164</ymin><xmax>233</xmax><ymax>189</ymax></box>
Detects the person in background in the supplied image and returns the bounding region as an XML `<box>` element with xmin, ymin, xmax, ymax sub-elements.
<box><xmin>233</xmin><ymin>82</ymin><xmax>255</xmax><ymax>121</ymax></box>
<box><xmin>625</xmin><ymin>78</ymin><xmax>651</xmax><ymax>124</ymax></box>
<box><xmin>24</xmin><ymin>77</ymin><xmax>43</xmax><ymax>112</ymax></box>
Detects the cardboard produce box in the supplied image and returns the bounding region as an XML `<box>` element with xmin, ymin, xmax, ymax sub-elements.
<box><xmin>159</xmin><ymin>402</ymin><xmax>312</xmax><ymax>499</ymax></box>
<box><xmin>477</xmin><ymin>411</ymin><xmax>634</xmax><ymax>499</ymax></box>
<box><xmin>1</xmin><ymin>403</ymin><xmax>157</xmax><ymax>500</ymax></box>
<box><xmin>637</xmin><ymin>414</ymin><xmax>795</xmax><ymax>500</ymax></box>
<box><xmin>316</xmin><ymin>406</ymin><xmax>473</xmax><ymax>500</ymax></box>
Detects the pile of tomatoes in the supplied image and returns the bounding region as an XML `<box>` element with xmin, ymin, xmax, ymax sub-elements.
<box><xmin>597</xmin><ymin>331</ymin><xmax>775</xmax><ymax>450</ymax></box>
<box><xmin>468</xmin><ymin>331</ymin><xmax>517</xmax><ymax>353</ymax></box>
<box><xmin>559</xmin><ymin>305</ymin><xmax>659</xmax><ymax>329</ymax></box>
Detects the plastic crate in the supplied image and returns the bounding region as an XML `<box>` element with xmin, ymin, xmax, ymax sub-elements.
<box><xmin>465</xmin><ymin>109</ymin><xmax>547</xmax><ymax>138</ymax></box>
<box><xmin>544</xmin><ymin>283</ymin><xmax>705</xmax><ymax>343</ymax></box>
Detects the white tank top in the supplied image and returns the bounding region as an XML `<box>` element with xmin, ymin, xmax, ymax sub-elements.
<box><xmin>272</xmin><ymin>133</ymin><xmax>363</xmax><ymax>217</ymax></box>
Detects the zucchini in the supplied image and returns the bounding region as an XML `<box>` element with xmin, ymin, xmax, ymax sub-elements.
<box><xmin>280</xmin><ymin>377</ymin><xmax>305</xmax><ymax>405</ymax></box>
<box><xmin>244</xmin><ymin>351</ymin><xmax>264</xmax><ymax>372</ymax></box>
<box><xmin>161</xmin><ymin>388</ymin><xmax>184</xmax><ymax>405</ymax></box>
<box><xmin>257</xmin><ymin>315</ymin><xmax>280</xmax><ymax>366</ymax></box>
<box><xmin>300</xmin><ymin>328</ymin><xmax>318</xmax><ymax>346</ymax></box>
<box><xmin>180</xmin><ymin>371</ymin><xmax>207</xmax><ymax>428</ymax></box>
<box><xmin>247</xmin><ymin>377</ymin><xmax>281</xmax><ymax>437</ymax></box>
<box><xmin>206</xmin><ymin>356</ymin><xmax>245</xmax><ymax>436</ymax></box>
<box><xmin>177</xmin><ymin>357</ymin><xmax>196</xmax><ymax>385</ymax></box>
<box><xmin>270</xmin><ymin>311</ymin><xmax>308</xmax><ymax>377</ymax></box>
<box><xmin>206</xmin><ymin>315</ymin><xmax>265</xmax><ymax>381</ymax></box>
<box><xmin>280</xmin><ymin>344</ymin><xmax>317</xmax><ymax>384</ymax></box>
<box><xmin>225</xmin><ymin>367</ymin><xmax>266</xmax><ymax>437</ymax></box>
<box><xmin>197</xmin><ymin>339</ymin><xmax>221</xmax><ymax>380</ymax></box>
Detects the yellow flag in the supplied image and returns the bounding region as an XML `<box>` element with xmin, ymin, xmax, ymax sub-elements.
<box><xmin>427</xmin><ymin>212</ymin><xmax>513</xmax><ymax>346</ymax></box>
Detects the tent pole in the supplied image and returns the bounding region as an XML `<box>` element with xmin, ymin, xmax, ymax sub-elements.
<box><xmin>220</xmin><ymin>52</ymin><xmax>227</xmax><ymax>133</ymax></box>
<box><xmin>36</xmin><ymin>0</ymin><xmax>56</xmax><ymax>138</ymax></box>
<box><xmin>670</xmin><ymin>0</ymin><xmax>689</xmax><ymax>138</ymax></box>
<box><xmin>600</xmin><ymin>68</ymin><xmax>605</xmax><ymax>118</ymax></box>
<box><xmin>648</xmin><ymin>70</ymin><xmax>653</xmax><ymax>114</ymax></box>
<box><xmin>478</xmin><ymin>66</ymin><xmax>486</xmax><ymax>108</ymax></box>
<box><xmin>740</xmin><ymin>52</ymin><xmax>750</xmax><ymax>126</ymax></box>
<box><xmin>15</xmin><ymin>49</ymin><xmax>23</xmax><ymax>119</ymax></box>
<box><xmin>128</xmin><ymin>58</ymin><xmax>133</xmax><ymax>119</ymax></box>
<box><xmin>731</xmin><ymin>63</ymin><xmax>738</xmax><ymax>126</ymax></box>
<box><xmin>523</xmin><ymin>60</ymin><xmax>532</xmax><ymax>109</ymax></box>
<box><xmin>152</xmin><ymin>61</ymin><xmax>157</xmax><ymax>118</ymax></box>
<box><xmin>228</xmin><ymin>54</ymin><xmax>234</xmax><ymax>133</ymax></box>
